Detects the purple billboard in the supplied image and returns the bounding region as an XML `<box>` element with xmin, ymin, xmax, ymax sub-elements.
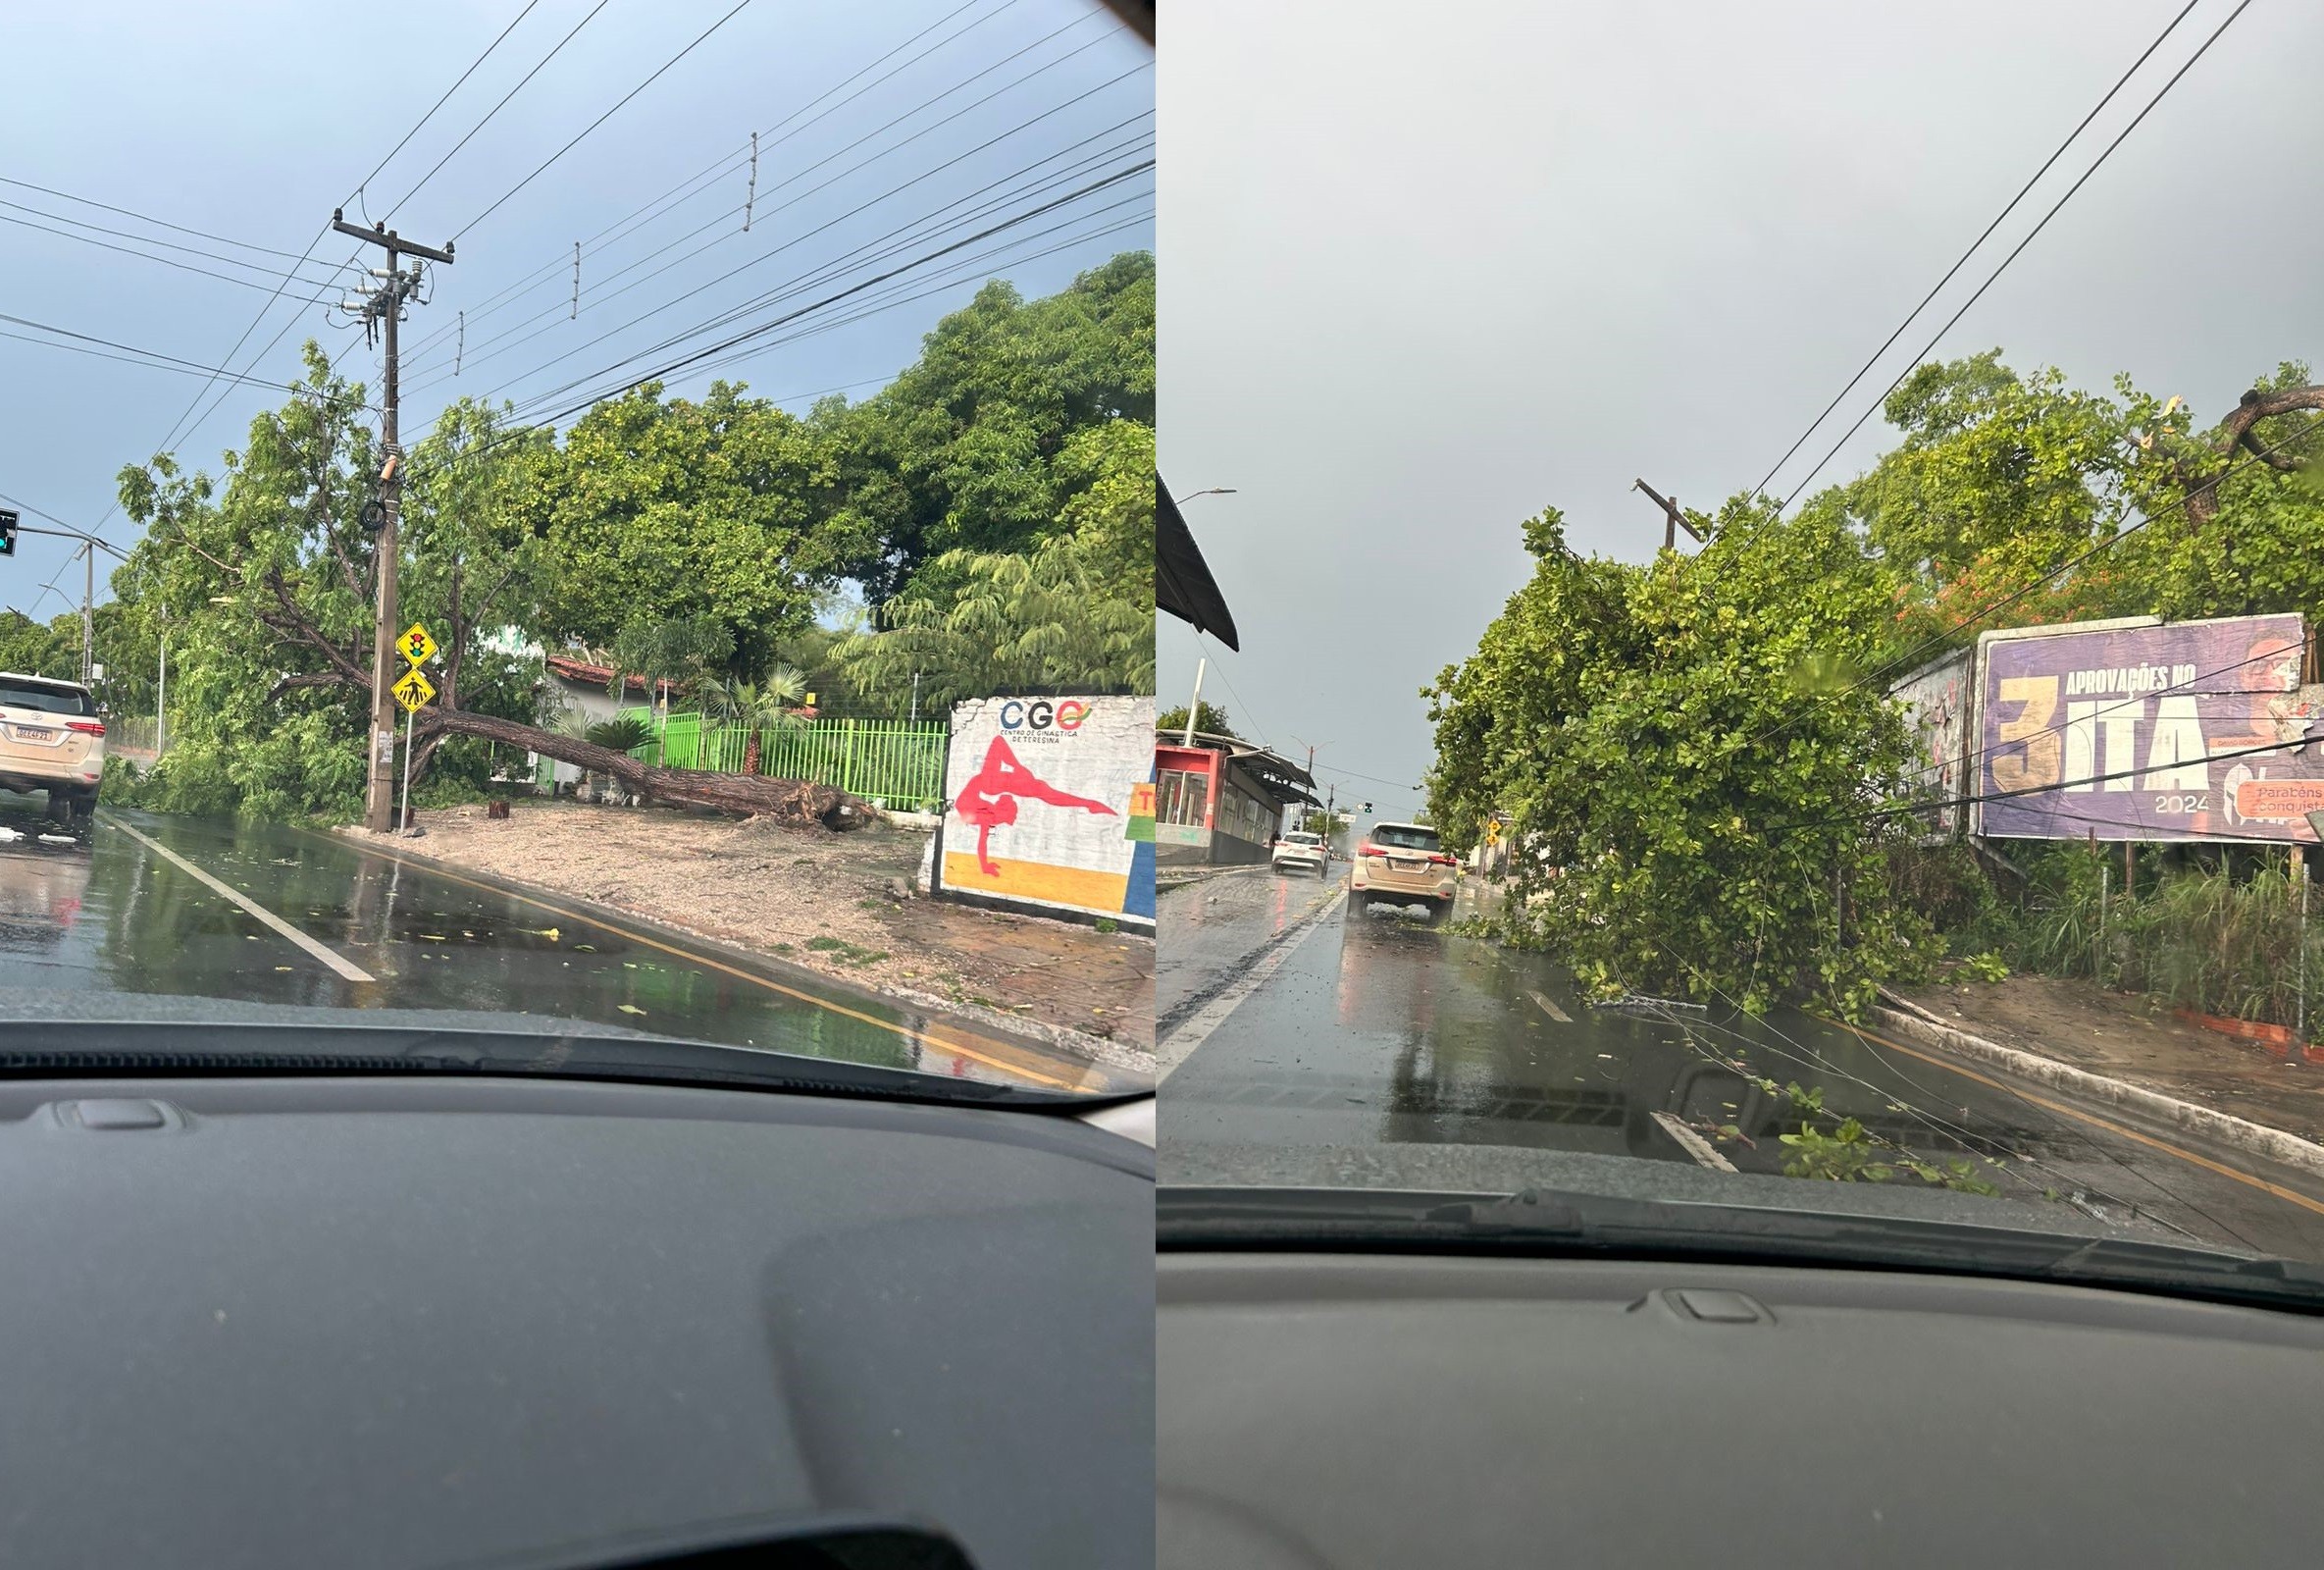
<box><xmin>1976</xmin><ymin>613</ymin><xmax>2324</xmax><ymax>843</ymax></box>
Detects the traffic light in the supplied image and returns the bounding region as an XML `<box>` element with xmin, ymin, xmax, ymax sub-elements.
<box><xmin>0</xmin><ymin>508</ymin><xmax>16</xmax><ymax>556</ymax></box>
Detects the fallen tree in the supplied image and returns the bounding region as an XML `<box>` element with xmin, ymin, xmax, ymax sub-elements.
<box><xmin>416</xmin><ymin>706</ymin><xmax>874</xmax><ymax>830</ymax></box>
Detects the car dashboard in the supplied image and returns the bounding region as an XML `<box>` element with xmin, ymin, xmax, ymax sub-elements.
<box><xmin>0</xmin><ymin>1072</ymin><xmax>1153</xmax><ymax>1570</ymax></box>
<box><xmin>1160</xmin><ymin>1248</ymin><xmax>2324</xmax><ymax>1567</ymax></box>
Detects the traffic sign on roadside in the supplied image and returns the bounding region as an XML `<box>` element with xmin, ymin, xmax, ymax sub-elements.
<box><xmin>390</xmin><ymin>668</ymin><xmax>435</xmax><ymax>712</ymax></box>
<box><xmin>398</xmin><ymin>622</ymin><xmax>437</xmax><ymax>667</ymax></box>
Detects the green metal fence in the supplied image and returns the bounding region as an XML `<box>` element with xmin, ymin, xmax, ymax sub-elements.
<box><xmin>619</xmin><ymin>708</ymin><xmax>948</xmax><ymax>809</ymax></box>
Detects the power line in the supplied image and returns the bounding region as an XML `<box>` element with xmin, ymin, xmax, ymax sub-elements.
<box><xmin>1775</xmin><ymin>0</ymin><xmax>2251</xmax><ymax>512</ymax></box>
<box><xmin>408</xmin><ymin>115</ymin><xmax>1152</xmax><ymax>400</ymax></box>
<box><xmin>382</xmin><ymin>0</ymin><xmax>613</xmax><ymax>223</ymax></box>
<box><xmin>89</xmin><ymin>2</ymin><xmax>552</xmax><ymax>538</ymax></box>
<box><xmin>1745</xmin><ymin>0</ymin><xmax>2202</xmax><ymax>505</ymax></box>
<box><xmin>1775</xmin><ymin>732</ymin><xmax>2318</xmax><ymax>839</ymax></box>
<box><xmin>0</xmin><ymin>311</ymin><xmax>375</xmax><ymax>401</ymax></box>
<box><xmin>0</xmin><ymin>177</ymin><xmax>342</xmax><ymax>263</ymax></box>
<box><xmin>401</xmin><ymin>22</ymin><xmax>1135</xmax><ymax>386</ymax></box>
<box><xmin>412</xmin><ymin>66</ymin><xmax>1150</xmax><ymax>405</ymax></box>
<box><xmin>0</xmin><ymin>207</ymin><xmax>353</xmax><ymax>294</ymax></box>
<box><xmin>1741</xmin><ymin>411</ymin><xmax>2324</xmax><ymax>759</ymax></box>
<box><xmin>454</xmin><ymin>0</ymin><xmax>757</xmax><ymax>239</ymax></box>
<box><xmin>400</xmin><ymin>0</ymin><xmax>1018</xmax><ymax>361</ymax></box>
<box><xmin>350</xmin><ymin>0</ymin><xmax>544</xmax><ymax>201</ymax></box>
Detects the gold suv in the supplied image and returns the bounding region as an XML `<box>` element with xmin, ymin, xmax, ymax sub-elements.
<box><xmin>1348</xmin><ymin>821</ymin><xmax>1457</xmax><ymax>923</ymax></box>
<box><xmin>0</xmin><ymin>673</ymin><xmax>105</xmax><ymax>825</ymax></box>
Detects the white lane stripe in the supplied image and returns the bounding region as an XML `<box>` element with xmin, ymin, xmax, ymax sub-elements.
<box><xmin>105</xmin><ymin>814</ymin><xmax>375</xmax><ymax>982</ymax></box>
<box><xmin>1526</xmin><ymin>987</ymin><xmax>1573</xmax><ymax>1023</ymax></box>
<box><xmin>1651</xmin><ymin>1111</ymin><xmax>1738</xmax><ymax>1174</ymax></box>
<box><xmin>1158</xmin><ymin>888</ymin><xmax>1345</xmax><ymax>1081</ymax></box>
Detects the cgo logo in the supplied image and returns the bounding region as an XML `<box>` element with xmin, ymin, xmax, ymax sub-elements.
<box><xmin>999</xmin><ymin>698</ymin><xmax>1088</xmax><ymax>732</ymax></box>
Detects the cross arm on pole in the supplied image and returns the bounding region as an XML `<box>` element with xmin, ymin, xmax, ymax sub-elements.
<box><xmin>330</xmin><ymin>213</ymin><xmax>455</xmax><ymax>265</ymax></box>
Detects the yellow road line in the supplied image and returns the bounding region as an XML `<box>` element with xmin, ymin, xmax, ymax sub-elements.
<box><xmin>319</xmin><ymin>833</ymin><xmax>1098</xmax><ymax>1092</ymax></box>
<box><xmin>1827</xmin><ymin>1016</ymin><xmax>2324</xmax><ymax>1220</ymax></box>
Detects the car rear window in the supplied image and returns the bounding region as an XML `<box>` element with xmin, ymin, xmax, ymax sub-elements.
<box><xmin>1282</xmin><ymin>832</ymin><xmax>1320</xmax><ymax>845</ymax></box>
<box><xmin>0</xmin><ymin>681</ymin><xmax>92</xmax><ymax>716</ymax></box>
<box><xmin>1372</xmin><ymin>825</ymin><xmax>1440</xmax><ymax>851</ymax></box>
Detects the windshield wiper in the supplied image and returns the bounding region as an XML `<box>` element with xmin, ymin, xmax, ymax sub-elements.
<box><xmin>1158</xmin><ymin>1184</ymin><xmax>2324</xmax><ymax>1315</ymax></box>
<box><xmin>0</xmin><ymin>1013</ymin><xmax>1103</xmax><ymax>1110</ymax></box>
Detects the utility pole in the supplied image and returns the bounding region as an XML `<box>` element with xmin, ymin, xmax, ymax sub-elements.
<box><xmin>1632</xmin><ymin>478</ymin><xmax>1705</xmax><ymax>554</ymax></box>
<box><xmin>1181</xmin><ymin>656</ymin><xmax>1207</xmax><ymax>748</ymax></box>
<box><xmin>331</xmin><ymin>210</ymin><xmax>453</xmax><ymax>832</ymax></box>
<box><xmin>79</xmin><ymin>541</ymin><xmax>93</xmax><ymax>683</ymax></box>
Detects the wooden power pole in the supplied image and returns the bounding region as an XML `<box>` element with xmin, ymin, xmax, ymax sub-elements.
<box><xmin>1632</xmin><ymin>478</ymin><xmax>1705</xmax><ymax>553</ymax></box>
<box><xmin>331</xmin><ymin>211</ymin><xmax>452</xmax><ymax>832</ymax></box>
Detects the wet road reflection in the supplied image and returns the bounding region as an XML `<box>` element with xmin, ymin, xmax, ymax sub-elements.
<box><xmin>0</xmin><ymin>802</ymin><xmax>1130</xmax><ymax>1094</ymax></box>
<box><xmin>1162</xmin><ymin>879</ymin><xmax>2324</xmax><ymax>1258</ymax></box>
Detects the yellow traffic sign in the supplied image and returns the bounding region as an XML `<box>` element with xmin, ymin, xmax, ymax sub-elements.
<box><xmin>391</xmin><ymin>668</ymin><xmax>436</xmax><ymax>712</ymax></box>
<box><xmin>398</xmin><ymin>622</ymin><xmax>438</xmax><ymax>667</ymax></box>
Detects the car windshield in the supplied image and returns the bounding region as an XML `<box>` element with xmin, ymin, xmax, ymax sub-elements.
<box><xmin>1369</xmin><ymin>825</ymin><xmax>1437</xmax><ymax>852</ymax></box>
<box><xmin>0</xmin><ymin>682</ymin><xmax>93</xmax><ymax>716</ymax></box>
<box><xmin>1153</xmin><ymin>2</ymin><xmax>2324</xmax><ymax>1293</ymax></box>
<box><xmin>0</xmin><ymin>3</ymin><xmax>1157</xmax><ymax>1105</ymax></box>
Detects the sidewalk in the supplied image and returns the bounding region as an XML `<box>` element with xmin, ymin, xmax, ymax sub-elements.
<box><xmin>1888</xmin><ymin>972</ymin><xmax>2324</xmax><ymax>1147</ymax></box>
<box><xmin>386</xmin><ymin>801</ymin><xmax>1153</xmax><ymax>1063</ymax></box>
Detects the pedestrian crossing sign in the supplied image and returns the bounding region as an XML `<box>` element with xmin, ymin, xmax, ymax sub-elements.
<box><xmin>391</xmin><ymin>668</ymin><xmax>436</xmax><ymax>712</ymax></box>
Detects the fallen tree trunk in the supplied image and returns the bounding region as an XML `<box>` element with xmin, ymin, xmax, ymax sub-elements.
<box><xmin>415</xmin><ymin>707</ymin><xmax>874</xmax><ymax>830</ymax></box>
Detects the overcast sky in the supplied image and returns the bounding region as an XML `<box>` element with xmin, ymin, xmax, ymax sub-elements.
<box><xmin>0</xmin><ymin>0</ymin><xmax>1149</xmax><ymax>619</ymax></box>
<box><xmin>1159</xmin><ymin>0</ymin><xmax>2323</xmax><ymax>827</ymax></box>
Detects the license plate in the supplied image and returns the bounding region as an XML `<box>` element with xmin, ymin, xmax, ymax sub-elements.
<box><xmin>1390</xmin><ymin>856</ymin><xmax>1423</xmax><ymax>871</ymax></box>
<box><xmin>10</xmin><ymin>724</ymin><xmax>56</xmax><ymax>743</ymax></box>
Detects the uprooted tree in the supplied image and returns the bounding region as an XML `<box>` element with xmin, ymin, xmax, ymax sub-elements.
<box><xmin>413</xmin><ymin>707</ymin><xmax>867</xmax><ymax>829</ymax></box>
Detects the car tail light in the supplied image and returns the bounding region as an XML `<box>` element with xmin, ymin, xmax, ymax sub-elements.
<box><xmin>1427</xmin><ymin>853</ymin><xmax>1458</xmax><ymax>865</ymax></box>
<box><xmin>66</xmin><ymin>719</ymin><xmax>104</xmax><ymax>736</ymax></box>
<box><xmin>1355</xmin><ymin>842</ymin><xmax>1378</xmax><ymax>858</ymax></box>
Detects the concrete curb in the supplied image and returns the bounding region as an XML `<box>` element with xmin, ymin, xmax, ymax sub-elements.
<box><xmin>1869</xmin><ymin>990</ymin><xmax>2324</xmax><ymax>1181</ymax></box>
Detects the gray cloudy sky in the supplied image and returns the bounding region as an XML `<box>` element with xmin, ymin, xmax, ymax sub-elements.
<box><xmin>1159</xmin><ymin>0</ymin><xmax>2323</xmax><ymax>827</ymax></box>
<box><xmin>0</xmin><ymin>0</ymin><xmax>1149</xmax><ymax>613</ymax></box>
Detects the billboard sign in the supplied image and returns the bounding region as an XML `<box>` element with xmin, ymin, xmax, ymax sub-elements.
<box><xmin>937</xmin><ymin>696</ymin><xmax>1157</xmax><ymax>929</ymax></box>
<box><xmin>1974</xmin><ymin>613</ymin><xmax>2324</xmax><ymax>843</ymax></box>
<box><xmin>1891</xmin><ymin>648</ymin><xmax>1972</xmax><ymax>839</ymax></box>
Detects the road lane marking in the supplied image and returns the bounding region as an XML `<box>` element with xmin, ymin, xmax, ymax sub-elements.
<box><xmin>1651</xmin><ymin>1111</ymin><xmax>1738</xmax><ymax>1173</ymax></box>
<box><xmin>318</xmin><ymin>833</ymin><xmax>1094</xmax><ymax>1092</ymax></box>
<box><xmin>1830</xmin><ymin>1017</ymin><xmax>2324</xmax><ymax>1221</ymax></box>
<box><xmin>1159</xmin><ymin>888</ymin><xmax>1345</xmax><ymax>1081</ymax></box>
<box><xmin>106</xmin><ymin>815</ymin><xmax>375</xmax><ymax>983</ymax></box>
<box><xmin>1527</xmin><ymin>988</ymin><xmax>1573</xmax><ymax>1023</ymax></box>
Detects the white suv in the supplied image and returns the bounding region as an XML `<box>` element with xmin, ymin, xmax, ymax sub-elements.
<box><xmin>1271</xmin><ymin>829</ymin><xmax>1328</xmax><ymax>877</ymax></box>
<box><xmin>0</xmin><ymin>673</ymin><xmax>105</xmax><ymax>826</ymax></box>
<box><xmin>1349</xmin><ymin>821</ymin><xmax>1458</xmax><ymax>923</ymax></box>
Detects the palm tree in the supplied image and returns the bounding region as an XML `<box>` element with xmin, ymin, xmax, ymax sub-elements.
<box><xmin>706</xmin><ymin>664</ymin><xmax>808</xmax><ymax>775</ymax></box>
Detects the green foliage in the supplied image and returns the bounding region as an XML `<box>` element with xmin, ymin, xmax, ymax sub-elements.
<box><xmin>828</xmin><ymin>252</ymin><xmax>1155</xmax><ymax>601</ymax></box>
<box><xmin>1430</xmin><ymin>347</ymin><xmax>2322</xmax><ymax>1016</ymax></box>
<box><xmin>1768</xmin><ymin>1081</ymin><xmax>2001</xmax><ymax>1195</ymax></box>
<box><xmin>92</xmin><ymin>252</ymin><xmax>1153</xmax><ymax>821</ymax></box>
<box><xmin>1427</xmin><ymin>497</ymin><xmax>1935</xmax><ymax>1015</ymax></box>
<box><xmin>1157</xmin><ymin>701</ymin><xmax>1234</xmax><ymax>738</ymax></box>
<box><xmin>1961</xmin><ymin>950</ymin><xmax>2011</xmax><ymax>983</ymax></box>
<box><xmin>607</xmin><ymin>614</ymin><xmax>735</xmax><ymax>705</ymax></box>
<box><xmin>837</xmin><ymin>529</ymin><xmax>1153</xmax><ymax>706</ymax></box>
<box><xmin>585</xmin><ymin>716</ymin><xmax>653</xmax><ymax>754</ymax></box>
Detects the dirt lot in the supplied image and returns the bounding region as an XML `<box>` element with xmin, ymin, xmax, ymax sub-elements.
<box><xmin>1893</xmin><ymin>970</ymin><xmax>2324</xmax><ymax>1144</ymax></box>
<box><xmin>403</xmin><ymin>800</ymin><xmax>1153</xmax><ymax>1058</ymax></box>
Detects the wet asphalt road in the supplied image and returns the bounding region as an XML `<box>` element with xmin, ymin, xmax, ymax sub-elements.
<box><xmin>1159</xmin><ymin>867</ymin><xmax>2324</xmax><ymax>1261</ymax></box>
<box><xmin>0</xmin><ymin>795</ymin><xmax>1130</xmax><ymax>1094</ymax></box>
